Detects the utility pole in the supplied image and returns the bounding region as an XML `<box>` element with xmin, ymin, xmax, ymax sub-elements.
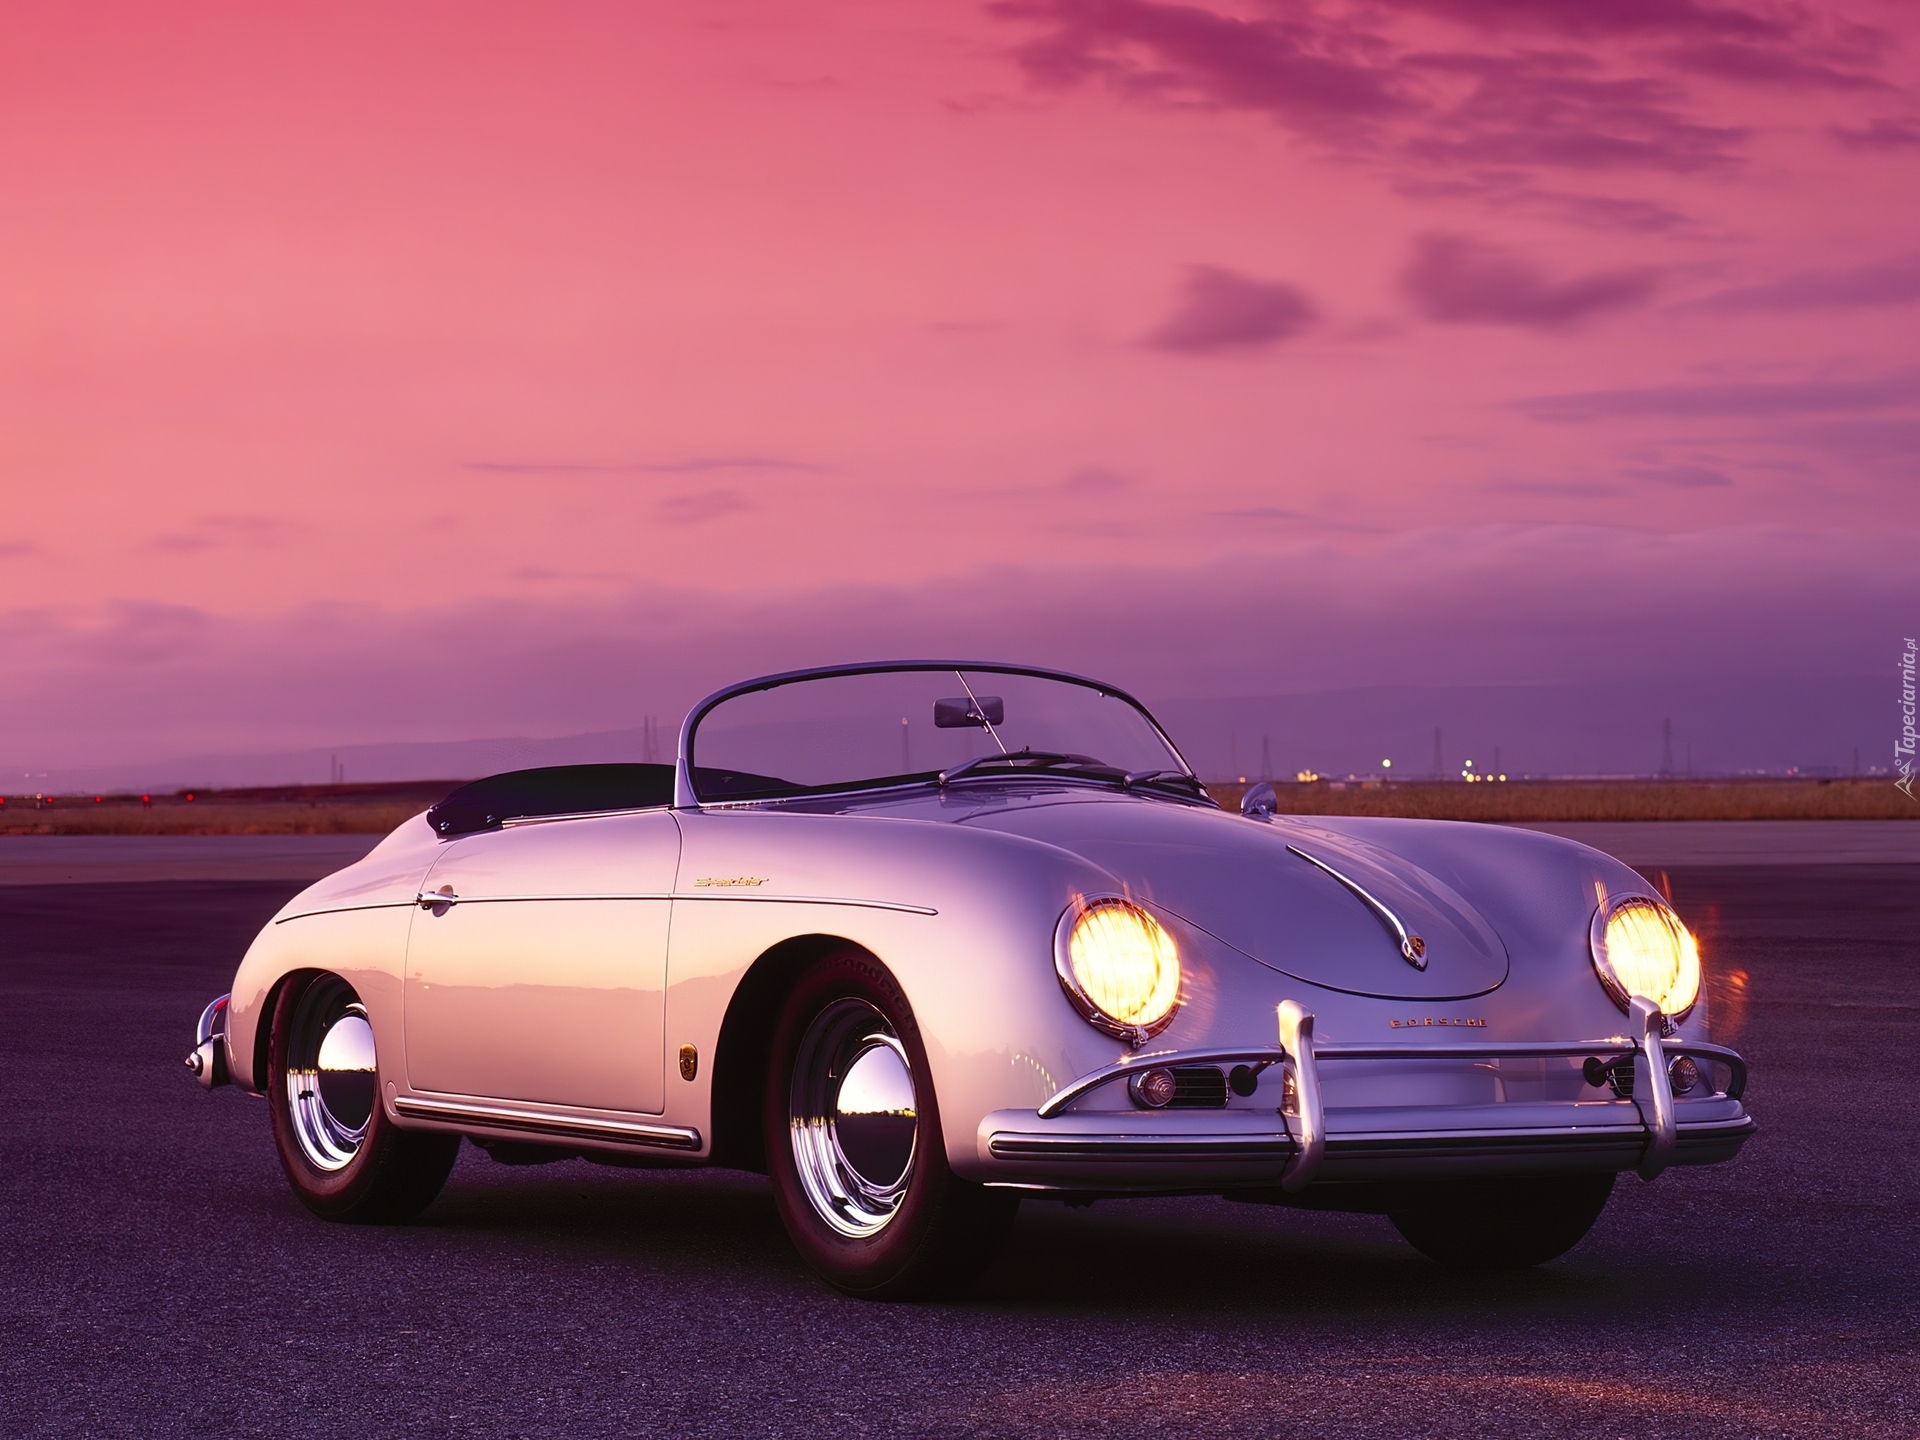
<box><xmin>1493</xmin><ymin>744</ymin><xmax>1501</xmax><ymax>779</ymax></box>
<box><xmin>1260</xmin><ymin>736</ymin><xmax>1272</xmax><ymax>783</ymax></box>
<box><xmin>1660</xmin><ymin>718</ymin><xmax>1674</xmax><ymax>780</ymax></box>
<box><xmin>1431</xmin><ymin>727</ymin><xmax>1443</xmax><ymax>780</ymax></box>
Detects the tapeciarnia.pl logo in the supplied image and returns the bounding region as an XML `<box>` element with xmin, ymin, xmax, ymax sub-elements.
<box><xmin>1899</xmin><ymin>638</ymin><xmax>1917</xmax><ymax>800</ymax></box>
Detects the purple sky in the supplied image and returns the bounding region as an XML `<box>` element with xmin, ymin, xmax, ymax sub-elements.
<box><xmin>2</xmin><ymin>2</ymin><xmax>1914</xmax><ymax>780</ymax></box>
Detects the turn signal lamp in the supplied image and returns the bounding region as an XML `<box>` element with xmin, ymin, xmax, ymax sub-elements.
<box><xmin>1056</xmin><ymin>898</ymin><xmax>1182</xmax><ymax>1043</ymax></box>
<box><xmin>1590</xmin><ymin>895</ymin><xmax>1701</xmax><ymax>1022</ymax></box>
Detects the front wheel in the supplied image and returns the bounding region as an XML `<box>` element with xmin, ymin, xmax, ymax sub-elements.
<box><xmin>765</xmin><ymin>952</ymin><xmax>1018</xmax><ymax>1299</ymax></box>
<box><xmin>1388</xmin><ymin>1173</ymin><xmax>1615</xmax><ymax>1269</ymax></box>
<box><xmin>267</xmin><ymin>972</ymin><xmax>458</xmax><ymax>1223</ymax></box>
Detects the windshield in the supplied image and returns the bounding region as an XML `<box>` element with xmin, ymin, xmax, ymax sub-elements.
<box><xmin>687</xmin><ymin>667</ymin><xmax>1191</xmax><ymax>802</ymax></box>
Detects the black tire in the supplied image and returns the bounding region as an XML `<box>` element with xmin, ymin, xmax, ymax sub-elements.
<box><xmin>1389</xmin><ymin>1173</ymin><xmax>1615</xmax><ymax>1269</ymax></box>
<box><xmin>764</xmin><ymin>950</ymin><xmax>1018</xmax><ymax>1299</ymax></box>
<box><xmin>267</xmin><ymin>972</ymin><xmax>458</xmax><ymax>1224</ymax></box>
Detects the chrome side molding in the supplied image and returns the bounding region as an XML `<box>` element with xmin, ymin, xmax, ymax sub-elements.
<box><xmin>411</xmin><ymin>888</ymin><xmax>937</xmax><ymax>917</ymax></box>
<box><xmin>391</xmin><ymin>1094</ymin><xmax>702</xmax><ymax>1151</ymax></box>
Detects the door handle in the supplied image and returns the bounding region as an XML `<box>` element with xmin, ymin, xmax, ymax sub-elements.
<box><xmin>418</xmin><ymin>886</ymin><xmax>458</xmax><ymax>910</ymax></box>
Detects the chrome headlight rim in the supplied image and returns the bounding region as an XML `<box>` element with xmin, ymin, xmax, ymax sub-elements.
<box><xmin>1053</xmin><ymin>895</ymin><xmax>1183</xmax><ymax>1047</ymax></box>
<box><xmin>1588</xmin><ymin>892</ymin><xmax>1700</xmax><ymax>1023</ymax></box>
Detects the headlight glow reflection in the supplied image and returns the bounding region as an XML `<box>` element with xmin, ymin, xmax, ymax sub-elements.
<box><xmin>1058</xmin><ymin>899</ymin><xmax>1182</xmax><ymax>1042</ymax></box>
<box><xmin>1590</xmin><ymin>895</ymin><xmax>1701</xmax><ymax>1020</ymax></box>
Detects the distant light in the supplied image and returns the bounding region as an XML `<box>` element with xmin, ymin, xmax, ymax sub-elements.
<box><xmin>1382</xmin><ymin>758</ymin><xmax>1392</xmax><ymax>769</ymax></box>
<box><xmin>1464</xmin><ymin>759</ymin><xmax>1473</xmax><ymax>767</ymax></box>
<box><xmin>1499</xmin><ymin>774</ymin><xmax>1507</xmax><ymax>782</ymax></box>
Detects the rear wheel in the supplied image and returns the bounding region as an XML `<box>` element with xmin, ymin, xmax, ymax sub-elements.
<box><xmin>268</xmin><ymin>972</ymin><xmax>458</xmax><ymax>1223</ymax></box>
<box><xmin>1389</xmin><ymin>1173</ymin><xmax>1615</xmax><ymax>1269</ymax></box>
<box><xmin>764</xmin><ymin>952</ymin><xmax>1018</xmax><ymax>1299</ymax></box>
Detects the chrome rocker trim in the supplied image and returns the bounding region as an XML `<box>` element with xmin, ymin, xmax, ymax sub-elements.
<box><xmin>391</xmin><ymin>1095</ymin><xmax>703</xmax><ymax>1152</ymax></box>
<box><xmin>1017</xmin><ymin>1000</ymin><xmax>1751</xmax><ymax>1190</ymax></box>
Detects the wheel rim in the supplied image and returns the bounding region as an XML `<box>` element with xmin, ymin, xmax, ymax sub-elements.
<box><xmin>285</xmin><ymin>976</ymin><xmax>378</xmax><ymax>1173</ymax></box>
<box><xmin>788</xmin><ymin>998</ymin><xmax>918</xmax><ymax>1238</ymax></box>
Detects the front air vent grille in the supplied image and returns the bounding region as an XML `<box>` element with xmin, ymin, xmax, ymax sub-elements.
<box><xmin>1168</xmin><ymin>1065</ymin><xmax>1228</xmax><ymax>1109</ymax></box>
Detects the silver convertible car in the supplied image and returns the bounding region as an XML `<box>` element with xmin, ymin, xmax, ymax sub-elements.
<box><xmin>188</xmin><ymin>661</ymin><xmax>1754</xmax><ymax>1297</ymax></box>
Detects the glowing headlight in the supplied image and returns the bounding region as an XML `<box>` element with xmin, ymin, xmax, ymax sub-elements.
<box><xmin>1055</xmin><ymin>898</ymin><xmax>1182</xmax><ymax>1043</ymax></box>
<box><xmin>1589</xmin><ymin>894</ymin><xmax>1701</xmax><ymax>1021</ymax></box>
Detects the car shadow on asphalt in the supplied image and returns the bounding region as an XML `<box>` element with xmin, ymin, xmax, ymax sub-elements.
<box><xmin>285</xmin><ymin>1150</ymin><xmax>1686</xmax><ymax>1319</ymax></box>
<box><xmin>974</xmin><ymin>1195</ymin><xmax>1642</xmax><ymax>1317</ymax></box>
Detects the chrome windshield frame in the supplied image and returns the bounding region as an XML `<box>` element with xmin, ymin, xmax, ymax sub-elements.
<box><xmin>673</xmin><ymin>660</ymin><xmax>1198</xmax><ymax>810</ymax></box>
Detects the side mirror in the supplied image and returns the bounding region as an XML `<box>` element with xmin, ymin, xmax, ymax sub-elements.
<box><xmin>1240</xmin><ymin>782</ymin><xmax>1277</xmax><ymax>820</ymax></box>
<box><xmin>934</xmin><ymin>696</ymin><xmax>1005</xmax><ymax>729</ymax></box>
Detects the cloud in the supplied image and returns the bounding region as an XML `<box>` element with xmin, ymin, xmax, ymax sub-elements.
<box><xmin>1383</xmin><ymin>0</ymin><xmax>1793</xmax><ymax>42</ymax></box>
<box><xmin>1659</xmin><ymin>42</ymin><xmax>1881</xmax><ymax>90</ymax></box>
<box><xmin>1537</xmin><ymin>192</ymin><xmax>1692</xmax><ymax>233</ymax></box>
<box><xmin>989</xmin><ymin>0</ymin><xmax>1852</xmax><ymax>182</ymax></box>
<box><xmin>1517</xmin><ymin>371</ymin><xmax>1920</xmax><ymax>421</ymax></box>
<box><xmin>1401</xmin><ymin>233</ymin><xmax>1659</xmax><ymax>327</ymax></box>
<box><xmin>1624</xmin><ymin>464</ymin><xmax>1733</xmax><ymax>488</ymax></box>
<box><xmin>1484</xmin><ymin>478</ymin><xmax>1626</xmax><ymax>497</ymax></box>
<box><xmin>1400</xmin><ymin>57</ymin><xmax>1749</xmax><ymax>173</ymax></box>
<box><xmin>1394</xmin><ymin>173</ymin><xmax>1693</xmax><ymax>232</ymax></box>
<box><xmin>466</xmin><ymin>456</ymin><xmax>821</xmax><ymax>475</ymax></box>
<box><xmin>992</xmin><ymin>0</ymin><xmax>1905</xmax><ymax>190</ymax></box>
<box><xmin>1057</xmin><ymin>466</ymin><xmax>1132</xmax><ymax>495</ymax></box>
<box><xmin>1147</xmin><ymin>266</ymin><xmax>1318</xmax><ymax>352</ymax></box>
<box><xmin>1774</xmin><ymin>417</ymin><xmax>1920</xmax><ymax>460</ymax></box>
<box><xmin>1695</xmin><ymin>254</ymin><xmax>1920</xmax><ymax>312</ymax></box>
<box><xmin>1212</xmin><ymin>507</ymin><xmax>1385</xmax><ymax>532</ymax></box>
<box><xmin>145</xmin><ymin>515</ymin><xmax>296</xmax><ymax>554</ymax></box>
<box><xmin>0</xmin><ymin>541</ymin><xmax>39</xmax><ymax>560</ymax></box>
<box><xmin>512</xmin><ymin>566</ymin><xmax>627</xmax><ymax>582</ymax></box>
<box><xmin>657</xmin><ymin>489</ymin><xmax>752</xmax><ymax>524</ymax></box>
<box><xmin>148</xmin><ymin>533</ymin><xmax>215</xmax><ymax>553</ymax></box>
<box><xmin>1828</xmin><ymin>116</ymin><xmax>1920</xmax><ymax>150</ymax></box>
<box><xmin>993</xmin><ymin>0</ymin><xmax>1412</xmax><ymax>139</ymax></box>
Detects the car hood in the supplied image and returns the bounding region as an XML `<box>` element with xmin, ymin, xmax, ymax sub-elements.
<box><xmin>958</xmin><ymin>795</ymin><xmax>1509</xmax><ymax>1000</ymax></box>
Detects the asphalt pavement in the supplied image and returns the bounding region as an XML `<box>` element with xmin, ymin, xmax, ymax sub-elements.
<box><xmin>1</xmin><ymin>863</ymin><xmax>1914</xmax><ymax>1438</ymax></box>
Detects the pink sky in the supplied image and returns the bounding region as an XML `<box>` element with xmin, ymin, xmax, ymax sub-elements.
<box><xmin>3</xmin><ymin>1</ymin><xmax>1915</xmax><ymax>773</ymax></box>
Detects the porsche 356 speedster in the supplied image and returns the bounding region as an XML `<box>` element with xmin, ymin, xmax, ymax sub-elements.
<box><xmin>189</xmin><ymin>661</ymin><xmax>1754</xmax><ymax>1297</ymax></box>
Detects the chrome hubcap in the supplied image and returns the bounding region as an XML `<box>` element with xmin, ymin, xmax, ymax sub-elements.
<box><xmin>285</xmin><ymin>977</ymin><xmax>378</xmax><ymax>1172</ymax></box>
<box><xmin>788</xmin><ymin>999</ymin><xmax>918</xmax><ymax>1238</ymax></box>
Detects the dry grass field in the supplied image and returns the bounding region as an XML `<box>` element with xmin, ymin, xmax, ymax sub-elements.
<box><xmin>0</xmin><ymin>783</ymin><xmax>453</xmax><ymax>836</ymax></box>
<box><xmin>0</xmin><ymin>776</ymin><xmax>1910</xmax><ymax>834</ymax></box>
<box><xmin>1206</xmin><ymin>778</ymin><xmax>1914</xmax><ymax>821</ymax></box>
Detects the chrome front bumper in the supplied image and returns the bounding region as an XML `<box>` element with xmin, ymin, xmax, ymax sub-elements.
<box><xmin>978</xmin><ymin>998</ymin><xmax>1755</xmax><ymax>1193</ymax></box>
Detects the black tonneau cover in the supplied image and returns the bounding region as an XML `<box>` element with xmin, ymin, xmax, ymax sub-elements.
<box><xmin>425</xmin><ymin>764</ymin><xmax>676</xmax><ymax>837</ymax></box>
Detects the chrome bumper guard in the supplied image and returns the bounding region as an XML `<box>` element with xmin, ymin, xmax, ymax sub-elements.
<box><xmin>184</xmin><ymin>993</ymin><xmax>231</xmax><ymax>1090</ymax></box>
<box><xmin>992</xmin><ymin>998</ymin><xmax>1750</xmax><ymax>1189</ymax></box>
